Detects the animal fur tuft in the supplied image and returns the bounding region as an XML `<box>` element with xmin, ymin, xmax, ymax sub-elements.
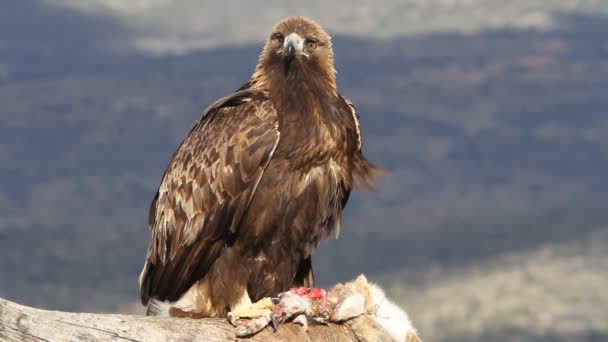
<box><xmin>369</xmin><ymin>282</ymin><xmax>419</xmax><ymax>342</ymax></box>
<box><xmin>343</xmin><ymin>274</ymin><xmax>420</xmax><ymax>342</ymax></box>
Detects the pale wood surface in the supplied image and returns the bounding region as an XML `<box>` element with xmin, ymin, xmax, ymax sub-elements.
<box><xmin>0</xmin><ymin>297</ymin><xmax>359</xmax><ymax>342</ymax></box>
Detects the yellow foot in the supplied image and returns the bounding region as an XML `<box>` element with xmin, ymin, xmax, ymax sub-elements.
<box><xmin>227</xmin><ymin>297</ymin><xmax>277</xmax><ymax>337</ymax></box>
<box><xmin>228</xmin><ymin>297</ymin><xmax>274</xmax><ymax>320</ymax></box>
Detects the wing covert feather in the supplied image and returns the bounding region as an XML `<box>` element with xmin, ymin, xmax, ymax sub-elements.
<box><xmin>140</xmin><ymin>90</ymin><xmax>279</xmax><ymax>304</ymax></box>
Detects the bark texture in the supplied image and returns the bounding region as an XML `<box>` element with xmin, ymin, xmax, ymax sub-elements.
<box><xmin>0</xmin><ymin>297</ymin><xmax>360</xmax><ymax>342</ymax></box>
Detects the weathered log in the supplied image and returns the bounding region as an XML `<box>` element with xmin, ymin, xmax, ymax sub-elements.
<box><xmin>0</xmin><ymin>297</ymin><xmax>360</xmax><ymax>342</ymax></box>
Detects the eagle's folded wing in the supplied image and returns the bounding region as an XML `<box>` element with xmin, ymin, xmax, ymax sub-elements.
<box><xmin>139</xmin><ymin>89</ymin><xmax>280</xmax><ymax>304</ymax></box>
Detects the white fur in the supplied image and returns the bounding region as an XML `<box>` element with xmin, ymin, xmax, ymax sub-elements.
<box><xmin>370</xmin><ymin>283</ymin><xmax>417</xmax><ymax>342</ymax></box>
<box><xmin>334</xmin><ymin>292</ymin><xmax>366</xmax><ymax>321</ymax></box>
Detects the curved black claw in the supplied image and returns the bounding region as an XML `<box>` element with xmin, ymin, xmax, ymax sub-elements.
<box><xmin>227</xmin><ymin>312</ymin><xmax>237</xmax><ymax>326</ymax></box>
<box><xmin>271</xmin><ymin>297</ymin><xmax>281</xmax><ymax>304</ymax></box>
<box><xmin>270</xmin><ymin>313</ymin><xmax>279</xmax><ymax>332</ymax></box>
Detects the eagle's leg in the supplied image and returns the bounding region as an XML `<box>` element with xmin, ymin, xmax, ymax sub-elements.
<box><xmin>227</xmin><ymin>297</ymin><xmax>273</xmax><ymax>323</ymax></box>
<box><xmin>227</xmin><ymin>293</ymin><xmax>277</xmax><ymax>337</ymax></box>
<box><xmin>228</xmin><ymin>290</ymin><xmax>252</xmax><ymax>320</ymax></box>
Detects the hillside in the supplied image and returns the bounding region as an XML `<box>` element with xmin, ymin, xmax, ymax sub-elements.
<box><xmin>49</xmin><ymin>0</ymin><xmax>606</xmax><ymax>53</ymax></box>
<box><xmin>1</xmin><ymin>3</ymin><xmax>608</xmax><ymax>341</ymax></box>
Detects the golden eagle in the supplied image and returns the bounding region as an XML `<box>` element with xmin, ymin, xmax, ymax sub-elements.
<box><xmin>139</xmin><ymin>16</ymin><xmax>380</xmax><ymax>318</ymax></box>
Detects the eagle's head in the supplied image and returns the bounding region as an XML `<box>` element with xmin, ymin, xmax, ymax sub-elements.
<box><xmin>254</xmin><ymin>17</ymin><xmax>336</xmax><ymax>93</ymax></box>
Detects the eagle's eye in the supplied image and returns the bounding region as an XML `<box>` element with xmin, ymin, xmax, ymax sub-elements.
<box><xmin>306</xmin><ymin>38</ymin><xmax>318</xmax><ymax>51</ymax></box>
<box><xmin>271</xmin><ymin>33</ymin><xmax>284</xmax><ymax>47</ymax></box>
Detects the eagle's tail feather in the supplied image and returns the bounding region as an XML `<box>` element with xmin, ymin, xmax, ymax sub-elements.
<box><xmin>353</xmin><ymin>157</ymin><xmax>387</xmax><ymax>191</ymax></box>
<box><xmin>146</xmin><ymin>299</ymin><xmax>173</xmax><ymax>316</ymax></box>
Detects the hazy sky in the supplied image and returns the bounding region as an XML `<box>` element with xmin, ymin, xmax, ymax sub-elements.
<box><xmin>43</xmin><ymin>0</ymin><xmax>605</xmax><ymax>54</ymax></box>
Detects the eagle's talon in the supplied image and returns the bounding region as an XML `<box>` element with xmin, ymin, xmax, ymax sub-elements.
<box><xmin>227</xmin><ymin>312</ymin><xmax>237</xmax><ymax>326</ymax></box>
<box><xmin>310</xmin><ymin>316</ymin><xmax>328</xmax><ymax>325</ymax></box>
<box><xmin>270</xmin><ymin>313</ymin><xmax>279</xmax><ymax>332</ymax></box>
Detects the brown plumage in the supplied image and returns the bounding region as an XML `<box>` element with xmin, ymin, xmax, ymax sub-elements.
<box><xmin>139</xmin><ymin>16</ymin><xmax>380</xmax><ymax>317</ymax></box>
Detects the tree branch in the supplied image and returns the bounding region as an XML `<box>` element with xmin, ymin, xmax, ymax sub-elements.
<box><xmin>0</xmin><ymin>297</ymin><xmax>359</xmax><ymax>342</ymax></box>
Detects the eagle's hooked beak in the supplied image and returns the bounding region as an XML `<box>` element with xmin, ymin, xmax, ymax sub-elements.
<box><xmin>284</xmin><ymin>33</ymin><xmax>304</xmax><ymax>64</ymax></box>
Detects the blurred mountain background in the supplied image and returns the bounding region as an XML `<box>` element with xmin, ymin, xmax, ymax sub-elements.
<box><xmin>1</xmin><ymin>1</ymin><xmax>608</xmax><ymax>341</ymax></box>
